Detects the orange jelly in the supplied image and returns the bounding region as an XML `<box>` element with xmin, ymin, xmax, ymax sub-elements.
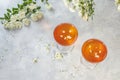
<box><xmin>82</xmin><ymin>39</ymin><xmax>107</xmax><ymax>63</ymax></box>
<box><xmin>54</xmin><ymin>23</ymin><xmax>78</xmax><ymax>46</ymax></box>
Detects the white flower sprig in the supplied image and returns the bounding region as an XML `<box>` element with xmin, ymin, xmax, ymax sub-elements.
<box><xmin>115</xmin><ymin>0</ymin><xmax>120</xmax><ymax>11</ymax></box>
<box><xmin>63</xmin><ymin>0</ymin><xmax>95</xmax><ymax>21</ymax></box>
<box><xmin>0</xmin><ymin>0</ymin><xmax>44</xmax><ymax>30</ymax></box>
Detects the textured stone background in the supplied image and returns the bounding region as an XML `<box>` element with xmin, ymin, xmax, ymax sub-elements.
<box><xmin>0</xmin><ymin>0</ymin><xmax>120</xmax><ymax>80</ymax></box>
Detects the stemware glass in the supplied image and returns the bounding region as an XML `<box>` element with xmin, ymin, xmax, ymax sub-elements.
<box><xmin>81</xmin><ymin>39</ymin><xmax>107</xmax><ymax>69</ymax></box>
<box><xmin>53</xmin><ymin>23</ymin><xmax>78</xmax><ymax>53</ymax></box>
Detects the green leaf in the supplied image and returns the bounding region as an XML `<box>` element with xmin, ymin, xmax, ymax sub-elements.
<box><xmin>23</xmin><ymin>0</ymin><xmax>27</xmax><ymax>1</ymax></box>
<box><xmin>18</xmin><ymin>4</ymin><xmax>24</xmax><ymax>10</ymax></box>
<box><xmin>12</xmin><ymin>8</ymin><xmax>19</xmax><ymax>15</ymax></box>
<box><xmin>29</xmin><ymin>0</ymin><xmax>33</xmax><ymax>2</ymax></box>
<box><xmin>41</xmin><ymin>0</ymin><xmax>44</xmax><ymax>2</ymax></box>
<box><xmin>28</xmin><ymin>0</ymin><xmax>33</xmax><ymax>3</ymax></box>
<box><xmin>7</xmin><ymin>9</ymin><xmax>11</xmax><ymax>13</ymax></box>
<box><xmin>17</xmin><ymin>4</ymin><xmax>20</xmax><ymax>8</ymax></box>
<box><xmin>7</xmin><ymin>13</ymin><xmax>11</xmax><ymax>18</ymax></box>
<box><xmin>26</xmin><ymin>8</ymin><xmax>30</xmax><ymax>15</ymax></box>
<box><xmin>68</xmin><ymin>0</ymin><xmax>72</xmax><ymax>2</ymax></box>
<box><xmin>0</xmin><ymin>17</ymin><xmax>5</xmax><ymax>20</ymax></box>
<box><xmin>23</xmin><ymin>2</ymin><xmax>27</xmax><ymax>6</ymax></box>
<box><xmin>32</xmin><ymin>9</ymin><xmax>36</xmax><ymax>13</ymax></box>
<box><xmin>4</xmin><ymin>14</ymin><xmax>9</xmax><ymax>20</ymax></box>
<box><xmin>33</xmin><ymin>1</ymin><xmax>36</xmax><ymax>4</ymax></box>
<box><xmin>46</xmin><ymin>2</ymin><xmax>49</xmax><ymax>5</ymax></box>
<box><xmin>27</xmin><ymin>8</ymin><xmax>30</xmax><ymax>12</ymax></box>
<box><xmin>12</xmin><ymin>8</ymin><xmax>18</xmax><ymax>12</ymax></box>
<box><xmin>37</xmin><ymin>6</ymin><xmax>41</xmax><ymax>10</ymax></box>
<box><xmin>27</xmin><ymin>1</ymin><xmax>32</xmax><ymax>4</ymax></box>
<box><xmin>12</xmin><ymin>10</ymin><xmax>18</xmax><ymax>15</ymax></box>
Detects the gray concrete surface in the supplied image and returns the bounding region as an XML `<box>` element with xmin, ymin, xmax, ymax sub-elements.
<box><xmin>0</xmin><ymin>0</ymin><xmax>120</xmax><ymax>80</ymax></box>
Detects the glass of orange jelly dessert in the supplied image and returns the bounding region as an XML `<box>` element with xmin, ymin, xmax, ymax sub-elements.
<box><xmin>81</xmin><ymin>39</ymin><xmax>107</xmax><ymax>69</ymax></box>
<box><xmin>53</xmin><ymin>23</ymin><xmax>78</xmax><ymax>53</ymax></box>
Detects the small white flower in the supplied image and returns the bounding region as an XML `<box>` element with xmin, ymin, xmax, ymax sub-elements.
<box><xmin>74</xmin><ymin>3</ymin><xmax>80</xmax><ymax>10</ymax></box>
<box><xmin>3</xmin><ymin>21</ymin><xmax>8</xmax><ymax>27</ymax></box>
<box><xmin>63</xmin><ymin>0</ymin><xmax>70</xmax><ymax>7</ymax></box>
<box><xmin>10</xmin><ymin>15</ymin><xmax>18</xmax><ymax>21</ymax></box>
<box><xmin>11</xmin><ymin>21</ymin><xmax>16</xmax><ymax>29</ymax></box>
<box><xmin>64</xmin><ymin>0</ymin><xmax>76</xmax><ymax>12</ymax></box>
<box><xmin>82</xmin><ymin>13</ymin><xmax>88</xmax><ymax>21</ymax></box>
<box><xmin>72</xmin><ymin>0</ymin><xmax>79</xmax><ymax>4</ymax></box>
<box><xmin>78</xmin><ymin>11</ymin><xmax>82</xmax><ymax>17</ymax></box>
<box><xmin>31</xmin><ymin>11</ymin><xmax>43</xmax><ymax>21</ymax></box>
<box><xmin>117</xmin><ymin>5</ymin><xmax>120</xmax><ymax>11</ymax></box>
<box><xmin>54</xmin><ymin>52</ymin><xmax>63</xmax><ymax>60</ymax></box>
<box><xmin>45</xmin><ymin>4</ymin><xmax>52</xmax><ymax>10</ymax></box>
<box><xmin>36</xmin><ymin>11</ymin><xmax>43</xmax><ymax>19</ymax></box>
<box><xmin>22</xmin><ymin>18</ymin><xmax>31</xmax><ymax>26</ymax></box>
<box><xmin>4</xmin><ymin>22</ymin><xmax>10</xmax><ymax>29</ymax></box>
<box><xmin>68</xmin><ymin>7</ymin><xmax>76</xmax><ymax>12</ymax></box>
<box><xmin>18</xmin><ymin>10</ymin><xmax>26</xmax><ymax>20</ymax></box>
<box><xmin>4</xmin><ymin>21</ymin><xmax>15</xmax><ymax>30</ymax></box>
<box><xmin>27</xmin><ymin>3</ymin><xmax>37</xmax><ymax>11</ymax></box>
<box><xmin>15</xmin><ymin>21</ymin><xmax>22</xmax><ymax>29</ymax></box>
<box><xmin>31</xmin><ymin>13</ymin><xmax>38</xmax><ymax>21</ymax></box>
<box><xmin>33</xmin><ymin>58</ymin><xmax>38</xmax><ymax>63</ymax></box>
<box><xmin>115</xmin><ymin>0</ymin><xmax>119</xmax><ymax>3</ymax></box>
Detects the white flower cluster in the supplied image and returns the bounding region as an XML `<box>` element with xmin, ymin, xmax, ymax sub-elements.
<box><xmin>54</xmin><ymin>52</ymin><xmax>63</xmax><ymax>60</ymax></box>
<box><xmin>3</xmin><ymin>3</ymin><xmax>43</xmax><ymax>30</ymax></box>
<box><xmin>27</xmin><ymin>3</ymin><xmax>37</xmax><ymax>11</ymax></box>
<box><xmin>22</xmin><ymin>18</ymin><xmax>31</xmax><ymax>26</ymax></box>
<box><xmin>4</xmin><ymin>10</ymin><xmax>27</xmax><ymax>30</ymax></box>
<box><xmin>63</xmin><ymin>0</ymin><xmax>79</xmax><ymax>12</ymax></box>
<box><xmin>63</xmin><ymin>0</ymin><xmax>94</xmax><ymax>21</ymax></box>
<box><xmin>4</xmin><ymin>21</ymin><xmax>22</xmax><ymax>30</ymax></box>
<box><xmin>115</xmin><ymin>0</ymin><xmax>120</xmax><ymax>11</ymax></box>
<box><xmin>63</xmin><ymin>0</ymin><xmax>88</xmax><ymax>21</ymax></box>
<box><xmin>31</xmin><ymin>11</ymin><xmax>43</xmax><ymax>21</ymax></box>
